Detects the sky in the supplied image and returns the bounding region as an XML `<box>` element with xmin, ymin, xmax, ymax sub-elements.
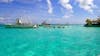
<box><xmin>0</xmin><ymin>0</ymin><xmax>100</xmax><ymax>24</ymax></box>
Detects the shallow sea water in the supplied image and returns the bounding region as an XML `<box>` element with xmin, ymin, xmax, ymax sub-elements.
<box><xmin>0</xmin><ymin>25</ymin><xmax>100</xmax><ymax>56</ymax></box>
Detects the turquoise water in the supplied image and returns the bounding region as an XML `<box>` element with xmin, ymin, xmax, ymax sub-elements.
<box><xmin>0</xmin><ymin>25</ymin><xmax>100</xmax><ymax>56</ymax></box>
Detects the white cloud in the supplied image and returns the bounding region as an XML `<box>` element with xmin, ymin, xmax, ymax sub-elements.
<box><xmin>46</xmin><ymin>0</ymin><xmax>53</xmax><ymax>14</ymax></box>
<box><xmin>76</xmin><ymin>0</ymin><xmax>97</xmax><ymax>13</ymax></box>
<box><xmin>0</xmin><ymin>17</ymin><xmax>4</xmax><ymax>20</ymax></box>
<box><xmin>59</xmin><ymin>0</ymin><xmax>73</xmax><ymax>13</ymax></box>
<box><xmin>59</xmin><ymin>0</ymin><xmax>73</xmax><ymax>19</ymax></box>
<box><xmin>0</xmin><ymin>0</ymin><xmax>42</xmax><ymax>3</ymax></box>
<box><xmin>63</xmin><ymin>14</ymin><xmax>73</xmax><ymax>18</ymax></box>
<box><xmin>0</xmin><ymin>0</ymin><xmax>13</xmax><ymax>3</ymax></box>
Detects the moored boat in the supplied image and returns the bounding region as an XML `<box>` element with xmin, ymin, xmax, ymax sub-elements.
<box><xmin>5</xmin><ymin>18</ymin><xmax>34</xmax><ymax>28</ymax></box>
<box><xmin>5</xmin><ymin>24</ymin><xmax>33</xmax><ymax>28</ymax></box>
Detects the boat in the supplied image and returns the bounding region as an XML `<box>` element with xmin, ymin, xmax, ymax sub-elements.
<box><xmin>33</xmin><ymin>24</ymin><xmax>38</xmax><ymax>28</ymax></box>
<box><xmin>5</xmin><ymin>18</ymin><xmax>34</xmax><ymax>28</ymax></box>
<box><xmin>5</xmin><ymin>24</ymin><xmax>33</xmax><ymax>28</ymax></box>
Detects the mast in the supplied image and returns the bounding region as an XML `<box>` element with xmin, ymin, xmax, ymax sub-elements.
<box><xmin>16</xmin><ymin>17</ymin><xmax>22</xmax><ymax>25</ymax></box>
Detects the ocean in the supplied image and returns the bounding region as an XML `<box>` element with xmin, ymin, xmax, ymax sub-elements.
<box><xmin>0</xmin><ymin>25</ymin><xmax>100</xmax><ymax>56</ymax></box>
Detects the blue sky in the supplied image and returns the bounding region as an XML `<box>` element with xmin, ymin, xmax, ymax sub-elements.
<box><xmin>0</xmin><ymin>0</ymin><xmax>100</xmax><ymax>24</ymax></box>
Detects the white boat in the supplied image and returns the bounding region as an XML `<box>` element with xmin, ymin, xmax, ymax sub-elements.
<box><xmin>5</xmin><ymin>18</ymin><xmax>34</xmax><ymax>28</ymax></box>
<box><xmin>33</xmin><ymin>25</ymin><xmax>38</xmax><ymax>28</ymax></box>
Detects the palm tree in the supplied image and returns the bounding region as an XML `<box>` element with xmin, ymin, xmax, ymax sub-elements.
<box><xmin>97</xmin><ymin>16</ymin><xmax>100</xmax><ymax>24</ymax></box>
<box><xmin>86</xmin><ymin>18</ymin><xmax>92</xmax><ymax>25</ymax></box>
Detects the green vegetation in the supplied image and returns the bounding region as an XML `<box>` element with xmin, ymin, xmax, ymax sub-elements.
<box><xmin>85</xmin><ymin>16</ymin><xmax>100</xmax><ymax>27</ymax></box>
<box><xmin>86</xmin><ymin>19</ymin><xmax>92</xmax><ymax>26</ymax></box>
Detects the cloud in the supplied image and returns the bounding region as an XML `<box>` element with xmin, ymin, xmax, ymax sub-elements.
<box><xmin>76</xmin><ymin>0</ymin><xmax>97</xmax><ymax>13</ymax></box>
<box><xmin>59</xmin><ymin>0</ymin><xmax>73</xmax><ymax>13</ymax></box>
<box><xmin>63</xmin><ymin>13</ymin><xmax>73</xmax><ymax>18</ymax></box>
<box><xmin>0</xmin><ymin>17</ymin><xmax>4</xmax><ymax>20</ymax></box>
<box><xmin>0</xmin><ymin>0</ymin><xmax>13</xmax><ymax>3</ymax></box>
<box><xmin>0</xmin><ymin>0</ymin><xmax>42</xmax><ymax>3</ymax></box>
<box><xmin>59</xmin><ymin>0</ymin><xmax>73</xmax><ymax>19</ymax></box>
<box><xmin>46</xmin><ymin>0</ymin><xmax>53</xmax><ymax>14</ymax></box>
